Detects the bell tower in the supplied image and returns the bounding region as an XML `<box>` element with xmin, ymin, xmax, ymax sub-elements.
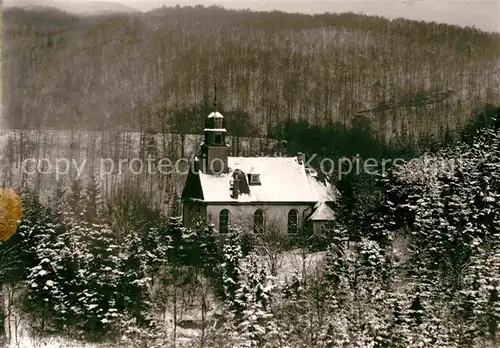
<box><xmin>200</xmin><ymin>89</ymin><xmax>229</xmax><ymax>174</ymax></box>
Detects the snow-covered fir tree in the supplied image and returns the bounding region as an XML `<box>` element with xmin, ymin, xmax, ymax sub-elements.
<box><xmin>221</xmin><ymin>225</ymin><xmax>244</xmax><ymax>308</ymax></box>
<box><xmin>231</xmin><ymin>252</ymin><xmax>278</xmax><ymax>347</ymax></box>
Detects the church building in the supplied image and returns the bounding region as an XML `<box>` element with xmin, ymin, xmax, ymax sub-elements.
<box><xmin>181</xmin><ymin>107</ymin><xmax>338</xmax><ymax>235</ymax></box>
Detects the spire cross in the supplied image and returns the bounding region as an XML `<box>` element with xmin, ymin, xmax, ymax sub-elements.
<box><xmin>213</xmin><ymin>80</ymin><xmax>217</xmax><ymax>112</ymax></box>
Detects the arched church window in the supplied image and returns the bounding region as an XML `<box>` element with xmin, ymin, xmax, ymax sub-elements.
<box><xmin>219</xmin><ymin>209</ymin><xmax>230</xmax><ymax>234</ymax></box>
<box><xmin>254</xmin><ymin>209</ymin><xmax>265</xmax><ymax>233</ymax></box>
<box><xmin>288</xmin><ymin>209</ymin><xmax>299</xmax><ymax>234</ymax></box>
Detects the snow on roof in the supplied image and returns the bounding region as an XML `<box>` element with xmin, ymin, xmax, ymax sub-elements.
<box><xmin>306</xmin><ymin>167</ymin><xmax>339</xmax><ymax>202</ymax></box>
<box><xmin>207</xmin><ymin>111</ymin><xmax>224</xmax><ymax>118</ymax></box>
<box><xmin>309</xmin><ymin>201</ymin><xmax>335</xmax><ymax>221</ymax></box>
<box><xmin>197</xmin><ymin>156</ymin><xmax>336</xmax><ymax>203</ymax></box>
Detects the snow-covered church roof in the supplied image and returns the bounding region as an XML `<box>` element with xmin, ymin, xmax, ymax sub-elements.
<box><xmin>308</xmin><ymin>201</ymin><xmax>336</xmax><ymax>221</ymax></box>
<box><xmin>195</xmin><ymin>156</ymin><xmax>338</xmax><ymax>203</ymax></box>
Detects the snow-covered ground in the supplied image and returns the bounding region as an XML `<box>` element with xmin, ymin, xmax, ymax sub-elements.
<box><xmin>276</xmin><ymin>249</ymin><xmax>326</xmax><ymax>282</ymax></box>
<box><xmin>7</xmin><ymin>334</ymin><xmax>107</xmax><ymax>348</ymax></box>
<box><xmin>2</xmin><ymin>301</ymin><xmax>108</xmax><ymax>348</ymax></box>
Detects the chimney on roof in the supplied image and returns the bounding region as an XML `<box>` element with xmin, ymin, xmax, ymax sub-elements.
<box><xmin>232</xmin><ymin>177</ymin><xmax>239</xmax><ymax>199</ymax></box>
<box><xmin>297</xmin><ymin>152</ymin><xmax>304</xmax><ymax>165</ymax></box>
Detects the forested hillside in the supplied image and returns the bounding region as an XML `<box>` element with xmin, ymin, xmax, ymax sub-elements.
<box><xmin>4</xmin><ymin>5</ymin><xmax>500</xmax><ymax>141</ymax></box>
<box><xmin>3</xmin><ymin>6</ymin><xmax>500</xmax><ymax>346</ymax></box>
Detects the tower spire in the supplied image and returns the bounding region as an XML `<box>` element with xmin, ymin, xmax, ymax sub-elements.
<box><xmin>213</xmin><ymin>80</ymin><xmax>217</xmax><ymax>112</ymax></box>
<box><xmin>200</xmin><ymin>78</ymin><xmax>228</xmax><ymax>175</ymax></box>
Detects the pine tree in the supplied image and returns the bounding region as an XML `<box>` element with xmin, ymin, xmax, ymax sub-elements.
<box><xmin>77</xmin><ymin>224</ymin><xmax>122</xmax><ymax>335</ymax></box>
<box><xmin>221</xmin><ymin>225</ymin><xmax>244</xmax><ymax>308</ymax></box>
<box><xmin>166</xmin><ymin>215</ymin><xmax>186</xmax><ymax>265</ymax></box>
<box><xmin>67</xmin><ymin>179</ymin><xmax>84</xmax><ymax>216</ymax></box>
<box><xmin>21</xmin><ymin>199</ymin><xmax>79</xmax><ymax>331</ymax></box>
<box><xmin>170</xmin><ymin>190</ymin><xmax>181</xmax><ymax>217</ymax></box>
<box><xmin>119</xmin><ymin>226</ymin><xmax>153</xmax><ymax>328</ymax></box>
<box><xmin>185</xmin><ymin>217</ymin><xmax>219</xmax><ymax>276</ymax></box>
<box><xmin>82</xmin><ymin>175</ymin><xmax>102</xmax><ymax>223</ymax></box>
<box><xmin>232</xmin><ymin>252</ymin><xmax>278</xmax><ymax>348</ymax></box>
<box><xmin>323</xmin><ymin>229</ymin><xmax>349</xmax><ymax>287</ymax></box>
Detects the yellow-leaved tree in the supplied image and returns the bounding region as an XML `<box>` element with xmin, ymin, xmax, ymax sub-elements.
<box><xmin>0</xmin><ymin>188</ymin><xmax>23</xmax><ymax>241</ymax></box>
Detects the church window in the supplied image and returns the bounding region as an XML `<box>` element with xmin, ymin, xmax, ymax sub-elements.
<box><xmin>254</xmin><ymin>209</ymin><xmax>265</xmax><ymax>233</ymax></box>
<box><xmin>219</xmin><ymin>209</ymin><xmax>230</xmax><ymax>234</ymax></box>
<box><xmin>288</xmin><ymin>209</ymin><xmax>299</xmax><ymax>234</ymax></box>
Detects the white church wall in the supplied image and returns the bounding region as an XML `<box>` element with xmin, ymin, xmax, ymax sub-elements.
<box><xmin>206</xmin><ymin>204</ymin><xmax>313</xmax><ymax>234</ymax></box>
